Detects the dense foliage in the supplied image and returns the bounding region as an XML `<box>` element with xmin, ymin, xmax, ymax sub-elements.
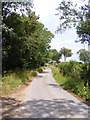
<box><xmin>2</xmin><ymin>2</ymin><xmax>54</xmax><ymax>72</ymax></box>
<box><xmin>51</xmin><ymin>65</ymin><xmax>89</xmax><ymax>100</ymax></box>
<box><xmin>50</xmin><ymin>49</ymin><xmax>61</xmax><ymax>63</ymax></box>
<box><xmin>77</xmin><ymin>49</ymin><xmax>89</xmax><ymax>63</ymax></box>
<box><xmin>58</xmin><ymin>61</ymin><xmax>81</xmax><ymax>78</ymax></box>
<box><xmin>58</xmin><ymin>61</ymin><xmax>89</xmax><ymax>85</ymax></box>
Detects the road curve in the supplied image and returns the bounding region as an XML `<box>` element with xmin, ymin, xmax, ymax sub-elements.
<box><xmin>6</xmin><ymin>68</ymin><xmax>89</xmax><ymax>118</ymax></box>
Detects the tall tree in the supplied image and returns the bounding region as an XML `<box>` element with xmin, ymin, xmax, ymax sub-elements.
<box><xmin>77</xmin><ymin>49</ymin><xmax>89</xmax><ymax>63</ymax></box>
<box><xmin>2</xmin><ymin>2</ymin><xmax>54</xmax><ymax>71</ymax></box>
<box><xmin>60</xmin><ymin>47</ymin><xmax>72</xmax><ymax>62</ymax></box>
<box><xmin>50</xmin><ymin>49</ymin><xmax>61</xmax><ymax>63</ymax></box>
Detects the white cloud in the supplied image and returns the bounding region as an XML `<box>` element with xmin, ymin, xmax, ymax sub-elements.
<box><xmin>50</xmin><ymin>35</ymin><xmax>88</xmax><ymax>52</ymax></box>
<box><xmin>33</xmin><ymin>0</ymin><xmax>60</xmax><ymax>33</ymax></box>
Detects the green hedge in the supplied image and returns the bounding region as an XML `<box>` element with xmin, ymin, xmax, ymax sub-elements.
<box><xmin>57</xmin><ymin>61</ymin><xmax>89</xmax><ymax>82</ymax></box>
<box><xmin>51</xmin><ymin>64</ymin><xmax>89</xmax><ymax>100</ymax></box>
<box><xmin>57</xmin><ymin>61</ymin><xmax>81</xmax><ymax>78</ymax></box>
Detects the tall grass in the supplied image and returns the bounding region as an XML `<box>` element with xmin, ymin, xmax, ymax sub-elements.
<box><xmin>2</xmin><ymin>66</ymin><xmax>45</xmax><ymax>96</ymax></box>
<box><xmin>51</xmin><ymin>65</ymin><xmax>89</xmax><ymax>100</ymax></box>
<box><xmin>2</xmin><ymin>69</ymin><xmax>37</xmax><ymax>96</ymax></box>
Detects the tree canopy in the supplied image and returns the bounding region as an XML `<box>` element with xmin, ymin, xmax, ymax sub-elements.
<box><xmin>2</xmin><ymin>2</ymin><xmax>54</xmax><ymax>71</ymax></box>
<box><xmin>60</xmin><ymin>47</ymin><xmax>72</xmax><ymax>62</ymax></box>
<box><xmin>50</xmin><ymin>49</ymin><xmax>61</xmax><ymax>63</ymax></box>
<box><xmin>56</xmin><ymin>0</ymin><xmax>90</xmax><ymax>44</ymax></box>
<box><xmin>77</xmin><ymin>49</ymin><xmax>89</xmax><ymax>63</ymax></box>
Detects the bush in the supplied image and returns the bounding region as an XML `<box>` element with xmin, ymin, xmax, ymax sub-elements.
<box><xmin>51</xmin><ymin>65</ymin><xmax>89</xmax><ymax>100</ymax></box>
<box><xmin>32</xmin><ymin>71</ymin><xmax>37</xmax><ymax>76</ymax></box>
<box><xmin>38</xmin><ymin>68</ymin><xmax>43</xmax><ymax>73</ymax></box>
<box><xmin>80</xmin><ymin>63</ymin><xmax>88</xmax><ymax>80</ymax></box>
<box><xmin>58</xmin><ymin>61</ymin><xmax>81</xmax><ymax>78</ymax></box>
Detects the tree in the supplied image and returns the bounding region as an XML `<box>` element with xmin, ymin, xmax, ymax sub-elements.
<box><xmin>2</xmin><ymin>2</ymin><xmax>54</xmax><ymax>71</ymax></box>
<box><xmin>77</xmin><ymin>49</ymin><xmax>89</xmax><ymax>63</ymax></box>
<box><xmin>56</xmin><ymin>0</ymin><xmax>89</xmax><ymax>33</ymax></box>
<box><xmin>56</xmin><ymin>0</ymin><xmax>90</xmax><ymax>86</ymax></box>
<box><xmin>56</xmin><ymin>0</ymin><xmax>90</xmax><ymax>55</ymax></box>
<box><xmin>50</xmin><ymin>49</ymin><xmax>61</xmax><ymax>63</ymax></box>
<box><xmin>2</xmin><ymin>2</ymin><xmax>33</xmax><ymax>70</ymax></box>
<box><xmin>56</xmin><ymin>0</ymin><xmax>90</xmax><ymax>52</ymax></box>
<box><xmin>60</xmin><ymin>47</ymin><xmax>72</xmax><ymax>62</ymax></box>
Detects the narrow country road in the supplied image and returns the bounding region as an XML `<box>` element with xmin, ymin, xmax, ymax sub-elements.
<box><xmin>3</xmin><ymin>68</ymin><xmax>89</xmax><ymax>118</ymax></box>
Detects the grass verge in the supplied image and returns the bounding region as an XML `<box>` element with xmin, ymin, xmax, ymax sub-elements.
<box><xmin>2</xmin><ymin>68</ymin><xmax>43</xmax><ymax>96</ymax></box>
<box><xmin>2</xmin><ymin>66</ymin><xmax>46</xmax><ymax>96</ymax></box>
<box><xmin>50</xmin><ymin>65</ymin><xmax>89</xmax><ymax>101</ymax></box>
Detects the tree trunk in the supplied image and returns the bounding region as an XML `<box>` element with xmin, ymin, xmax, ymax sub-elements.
<box><xmin>64</xmin><ymin>56</ymin><xmax>66</xmax><ymax>62</ymax></box>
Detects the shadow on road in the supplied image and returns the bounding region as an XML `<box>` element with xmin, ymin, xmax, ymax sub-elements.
<box><xmin>2</xmin><ymin>97</ymin><xmax>88</xmax><ymax>118</ymax></box>
<box><xmin>49</xmin><ymin>83</ymin><xmax>59</xmax><ymax>88</ymax></box>
<box><xmin>37</xmin><ymin>75</ymin><xmax>43</xmax><ymax>78</ymax></box>
<box><xmin>36</xmin><ymin>70</ymin><xmax>49</xmax><ymax>78</ymax></box>
<box><xmin>42</xmin><ymin>71</ymin><xmax>49</xmax><ymax>73</ymax></box>
<box><xmin>2</xmin><ymin>97</ymin><xmax>24</xmax><ymax>118</ymax></box>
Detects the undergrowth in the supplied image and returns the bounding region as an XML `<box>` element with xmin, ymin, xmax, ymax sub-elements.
<box><xmin>50</xmin><ymin>65</ymin><xmax>89</xmax><ymax>100</ymax></box>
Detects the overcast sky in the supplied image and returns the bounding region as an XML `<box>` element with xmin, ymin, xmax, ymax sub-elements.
<box><xmin>32</xmin><ymin>0</ymin><xmax>88</xmax><ymax>61</ymax></box>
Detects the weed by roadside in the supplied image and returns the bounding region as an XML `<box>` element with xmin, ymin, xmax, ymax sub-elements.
<box><xmin>2</xmin><ymin>70</ymin><xmax>32</xmax><ymax>96</ymax></box>
<box><xmin>2</xmin><ymin>66</ymin><xmax>45</xmax><ymax>96</ymax></box>
<box><xmin>50</xmin><ymin>65</ymin><xmax>89</xmax><ymax>101</ymax></box>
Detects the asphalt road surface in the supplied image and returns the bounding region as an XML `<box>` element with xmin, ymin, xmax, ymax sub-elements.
<box><xmin>4</xmin><ymin>68</ymin><xmax>89</xmax><ymax>118</ymax></box>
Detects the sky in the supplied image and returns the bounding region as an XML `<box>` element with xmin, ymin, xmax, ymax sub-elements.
<box><xmin>32</xmin><ymin>0</ymin><xmax>88</xmax><ymax>62</ymax></box>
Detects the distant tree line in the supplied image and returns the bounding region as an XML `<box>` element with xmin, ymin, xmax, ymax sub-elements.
<box><xmin>50</xmin><ymin>47</ymin><xmax>88</xmax><ymax>63</ymax></box>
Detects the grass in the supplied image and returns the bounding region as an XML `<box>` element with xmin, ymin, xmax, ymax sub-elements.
<box><xmin>2</xmin><ymin>69</ymin><xmax>38</xmax><ymax>96</ymax></box>
<box><xmin>50</xmin><ymin>65</ymin><xmax>89</xmax><ymax>100</ymax></box>
<box><xmin>2</xmin><ymin>66</ymin><xmax>45</xmax><ymax>96</ymax></box>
